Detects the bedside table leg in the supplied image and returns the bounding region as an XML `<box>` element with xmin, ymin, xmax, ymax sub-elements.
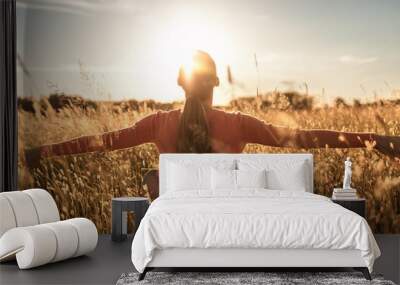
<box><xmin>112</xmin><ymin>202</ymin><xmax>124</xmax><ymax>242</ymax></box>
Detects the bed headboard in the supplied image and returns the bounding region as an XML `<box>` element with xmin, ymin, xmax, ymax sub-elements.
<box><xmin>159</xmin><ymin>153</ymin><xmax>314</xmax><ymax>195</ymax></box>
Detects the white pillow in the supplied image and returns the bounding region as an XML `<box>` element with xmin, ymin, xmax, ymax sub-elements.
<box><xmin>211</xmin><ymin>168</ymin><xmax>236</xmax><ymax>190</ymax></box>
<box><xmin>236</xmin><ymin>169</ymin><xmax>267</xmax><ymax>188</ymax></box>
<box><xmin>166</xmin><ymin>159</ymin><xmax>236</xmax><ymax>170</ymax></box>
<box><xmin>211</xmin><ymin>169</ymin><xmax>268</xmax><ymax>190</ymax></box>
<box><xmin>238</xmin><ymin>159</ymin><xmax>308</xmax><ymax>191</ymax></box>
<box><xmin>267</xmin><ymin>161</ymin><xmax>307</xmax><ymax>191</ymax></box>
<box><xmin>167</xmin><ymin>162</ymin><xmax>211</xmax><ymax>191</ymax></box>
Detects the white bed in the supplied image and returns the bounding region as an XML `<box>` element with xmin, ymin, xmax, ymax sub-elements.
<box><xmin>131</xmin><ymin>154</ymin><xmax>380</xmax><ymax>280</ymax></box>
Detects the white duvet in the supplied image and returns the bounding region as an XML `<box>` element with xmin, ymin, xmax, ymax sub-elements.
<box><xmin>131</xmin><ymin>190</ymin><xmax>380</xmax><ymax>273</ymax></box>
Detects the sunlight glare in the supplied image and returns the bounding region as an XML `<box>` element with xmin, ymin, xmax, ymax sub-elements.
<box><xmin>162</xmin><ymin>10</ymin><xmax>231</xmax><ymax>71</ymax></box>
<box><xmin>149</xmin><ymin>8</ymin><xmax>235</xmax><ymax>104</ymax></box>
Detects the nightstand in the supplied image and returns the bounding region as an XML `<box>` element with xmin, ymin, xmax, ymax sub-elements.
<box><xmin>111</xmin><ymin>197</ymin><xmax>149</xmax><ymax>242</ymax></box>
<box><xmin>332</xmin><ymin>198</ymin><xmax>366</xmax><ymax>218</ymax></box>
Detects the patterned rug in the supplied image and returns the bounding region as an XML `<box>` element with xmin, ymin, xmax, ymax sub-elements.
<box><xmin>116</xmin><ymin>271</ymin><xmax>396</xmax><ymax>285</ymax></box>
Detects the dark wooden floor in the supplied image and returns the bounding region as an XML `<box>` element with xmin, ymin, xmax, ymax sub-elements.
<box><xmin>0</xmin><ymin>234</ymin><xmax>399</xmax><ymax>285</ymax></box>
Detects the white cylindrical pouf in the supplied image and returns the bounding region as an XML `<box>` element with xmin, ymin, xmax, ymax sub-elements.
<box><xmin>0</xmin><ymin>196</ymin><xmax>17</xmax><ymax>238</ymax></box>
<box><xmin>42</xmin><ymin>221</ymin><xmax>79</xmax><ymax>263</ymax></box>
<box><xmin>0</xmin><ymin>192</ymin><xmax>39</xmax><ymax>227</ymax></box>
<box><xmin>66</xmin><ymin>218</ymin><xmax>98</xmax><ymax>257</ymax></box>
<box><xmin>23</xmin><ymin>189</ymin><xmax>60</xmax><ymax>224</ymax></box>
<box><xmin>0</xmin><ymin>226</ymin><xmax>57</xmax><ymax>269</ymax></box>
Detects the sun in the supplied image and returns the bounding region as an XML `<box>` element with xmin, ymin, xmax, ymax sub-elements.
<box><xmin>154</xmin><ymin>9</ymin><xmax>233</xmax><ymax>76</ymax></box>
<box><xmin>147</xmin><ymin>8</ymin><xmax>236</xmax><ymax>105</ymax></box>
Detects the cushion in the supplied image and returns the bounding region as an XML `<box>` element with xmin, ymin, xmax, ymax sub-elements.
<box><xmin>236</xmin><ymin>169</ymin><xmax>267</xmax><ymax>188</ymax></box>
<box><xmin>165</xmin><ymin>158</ymin><xmax>236</xmax><ymax>170</ymax></box>
<box><xmin>66</xmin><ymin>218</ymin><xmax>98</xmax><ymax>257</ymax></box>
<box><xmin>0</xmin><ymin>196</ymin><xmax>16</xmax><ymax>237</ymax></box>
<box><xmin>238</xmin><ymin>159</ymin><xmax>308</xmax><ymax>191</ymax></box>
<box><xmin>167</xmin><ymin>163</ymin><xmax>212</xmax><ymax>191</ymax></box>
<box><xmin>266</xmin><ymin>162</ymin><xmax>307</xmax><ymax>191</ymax></box>
<box><xmin>42</xmin><ymin>221</ymin><xmax>79</xmax><ymax>262</ymax></box>
<box><xmin>0</xmin><ymin>192</ymin><xmax>39</xmax><ymax>227</ymax></box>
<box><xmin>211</xmin><ymin>168</ymin><xmax>237</xmax><ymax>190</ymax></box>
<box><xmin>24</xmin><ymin>189</ymin><xmax>60</xmax><ymax>224</ymax></box>
<box><xmin>211</xmin><ymin>169</ymin><xmax>267</xmax><ymax>190</ymax></box>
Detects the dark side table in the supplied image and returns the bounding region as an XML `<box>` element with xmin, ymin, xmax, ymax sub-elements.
<box><xmin>111</xmin><ymin>197</ymin><xmax>149</xmax><ymax>242</ymax></box>
<box><xmin>332</xmin><ymin>198</ymin><xmax>366</xmax><ymax>218</ymax></box>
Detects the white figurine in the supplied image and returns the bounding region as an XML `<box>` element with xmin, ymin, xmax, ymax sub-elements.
<box><xmin>343</xmin><ymin>157</ymin><xmax>352</xmax><ymax>190</ymax></box>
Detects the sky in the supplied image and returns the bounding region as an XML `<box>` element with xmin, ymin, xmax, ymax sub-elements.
<box><xmin>17</xmin><ymin>0</ymin><xmax>400</xmax><ymax>105</ymax></box>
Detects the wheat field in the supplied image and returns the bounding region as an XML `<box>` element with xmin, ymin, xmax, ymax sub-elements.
<box><xmin>18</xmin><ymin>93</ymin><xmax>400</xmax><ymax>233</ymax></box>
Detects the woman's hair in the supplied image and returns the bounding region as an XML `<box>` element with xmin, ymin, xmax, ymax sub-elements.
<box><xmin>177</xmin><ymin>51</ymin><xmax>216</xmax><ymax>153</ymax></box>
<box><xmin>177</xmin><ymin>96</ymin><xmax>212</xmax><ymax>153</ymax></box>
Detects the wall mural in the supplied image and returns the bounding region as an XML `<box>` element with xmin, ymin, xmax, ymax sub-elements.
<box><xmin>17</xmin><ymin>0</ymin><xmax>400</xmax><ymax>233</ymax></box>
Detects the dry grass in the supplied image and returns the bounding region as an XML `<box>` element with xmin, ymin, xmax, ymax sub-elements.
<box><xmin>18</xmin><ymin>94</ymin><xmax>400</xmax><ymax>233</ymax></box>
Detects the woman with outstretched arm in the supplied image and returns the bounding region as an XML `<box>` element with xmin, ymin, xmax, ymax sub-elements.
<box><xmin>25</xmin><ymin>50</ymin><xmax>400</xmax><ymax>169</ymax></box>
